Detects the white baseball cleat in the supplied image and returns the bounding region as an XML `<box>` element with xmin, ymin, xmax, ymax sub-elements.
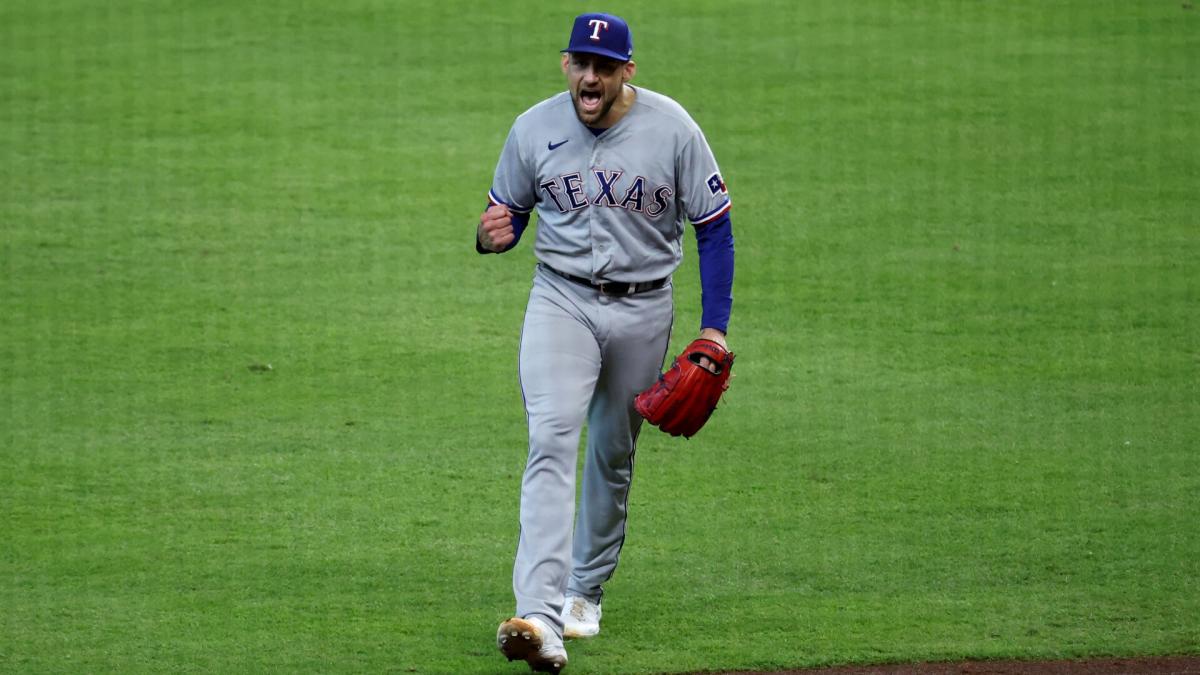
<box><xmin>496</xmin><ymin>616</ymin><xmax>568</xmax><ymax>673</ymax></box>
<box><xmin>561</xmin><ymin>596</ymin><xmax>601</xmax><ymax>638</ymax></box>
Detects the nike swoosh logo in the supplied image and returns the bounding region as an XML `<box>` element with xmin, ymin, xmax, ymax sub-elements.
<box><xmin>548</xmin><ymin>139</ymin><xmax>569</xmax><ymax>151</ymax></box>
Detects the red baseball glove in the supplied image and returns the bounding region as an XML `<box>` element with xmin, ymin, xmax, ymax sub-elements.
<box><xmin>634</xmin><ymin>339</ymin><xmax>735</xmax><ymax>438</ymax></box>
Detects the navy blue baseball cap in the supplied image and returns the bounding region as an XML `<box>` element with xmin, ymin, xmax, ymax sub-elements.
<box><xmin>562</xmin><ymin>13</ymin><xmax>633</xmax><ymax>62</ymax></box>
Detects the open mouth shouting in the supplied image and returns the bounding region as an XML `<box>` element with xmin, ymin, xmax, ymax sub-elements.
<box><xmin>577</xmin><ymin>87</ymin><xmax>605</xmax><ymax>119</ymax></box>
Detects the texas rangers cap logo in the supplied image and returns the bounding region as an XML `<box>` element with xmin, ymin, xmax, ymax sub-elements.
<box><xmin>563</xmin><ymin>13</ymin><xmax>633</xmax><ymax>62</ymax></box>
<box><xmin>587</xmin><ymin>19</ymin><xmax>609</xmax><ymax>40</ymax></box>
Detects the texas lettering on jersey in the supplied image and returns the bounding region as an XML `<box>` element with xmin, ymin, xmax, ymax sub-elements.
<box><xmin>538</xmin><ymin>170</ymin><xmax>673</xmax><ymax>218</ymax></box>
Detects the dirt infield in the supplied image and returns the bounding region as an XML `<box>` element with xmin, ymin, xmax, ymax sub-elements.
<box><xmin>700</xmin><ymin>656</ymin><xmax>1200</xmax><ymax>675</ymax></box>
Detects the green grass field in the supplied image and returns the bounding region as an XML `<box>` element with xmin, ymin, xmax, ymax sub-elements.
<box><xmin>2</xmin><ymin>1</ymin><xmax>1197</xmax><ymax>672</ymax></box>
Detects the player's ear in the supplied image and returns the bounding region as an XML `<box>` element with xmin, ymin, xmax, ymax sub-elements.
<box><xmin>561</xmin><ymin>53</ymin><xmax>570</xmax><ymax>74</ymax></box>
<box><xmin>623</xmin><ymin>60</ymin><xmax>636</xmax><ymax>83</ymax></box>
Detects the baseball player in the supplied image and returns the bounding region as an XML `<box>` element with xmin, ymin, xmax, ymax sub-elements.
<box><xmin>477</xmin><ymin>12</ymin><xmax>735</xmax><ymax>673</ymax></box>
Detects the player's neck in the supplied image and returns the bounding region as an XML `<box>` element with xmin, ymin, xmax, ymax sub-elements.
<box><xmin>593</xmin><ymin>84</ymin><xmax>636</xmax><ymax>130</ymax></box>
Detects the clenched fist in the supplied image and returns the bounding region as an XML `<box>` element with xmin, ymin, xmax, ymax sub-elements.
<box><xmin>478</xmin><ymin>204</ymin><xmax>515</xmax><ymax>252</ymax></box>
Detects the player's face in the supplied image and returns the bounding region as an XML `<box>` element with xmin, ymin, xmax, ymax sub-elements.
<box><xmin>562</xmin><ymin>52</ymin><xmax>635</xmax><ymax>127</ymax></box>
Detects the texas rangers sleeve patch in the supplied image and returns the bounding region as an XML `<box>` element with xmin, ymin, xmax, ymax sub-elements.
<box><xmin>706</xmin><ymin>172</ymin><xmax>728</xmax><ymax>196</ymax></box>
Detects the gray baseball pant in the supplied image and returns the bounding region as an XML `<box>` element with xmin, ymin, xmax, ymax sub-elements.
<box><xmin>512</xmin><ymin>264</ymin><xmax>673</xmax><ymax>636</ymax></box>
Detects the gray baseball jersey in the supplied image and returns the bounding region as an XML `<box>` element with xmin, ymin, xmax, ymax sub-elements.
<box><xmin>488</xmin><ymin>85</ymin><xmax>732</xmax><ymax>283</ymax></box>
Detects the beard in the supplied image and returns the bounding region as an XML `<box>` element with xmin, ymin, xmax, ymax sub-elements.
<box><xmin>571</xmin><ymin>87</ymin><xmax>617</xmax><ymax>127</ymax></box>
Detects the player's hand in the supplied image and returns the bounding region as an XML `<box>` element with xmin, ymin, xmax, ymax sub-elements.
<box><xmin>478</xmin><ymin>204</ymin><xmax>515</xmax><ymax>252</ymax></box>
<box><xmin>696</xmin><ymin>328</ymin><xmax>727</xmax><ymax>373</ymax></box>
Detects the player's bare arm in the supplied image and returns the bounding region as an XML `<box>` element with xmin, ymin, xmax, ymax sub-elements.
<box><xmin>478</xmin><ymin>203</ymin><xmax>514</xmax><ymax>252</ymax></box>
<box><xmin>697</xmin><ymin>327</ymin><xmax>728</xmax><ymax>373</ymax></box>
<box><xmin>699</xmin><ymin>327</ymin><xmax>727</xmax><ymax>350</ymax></box>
